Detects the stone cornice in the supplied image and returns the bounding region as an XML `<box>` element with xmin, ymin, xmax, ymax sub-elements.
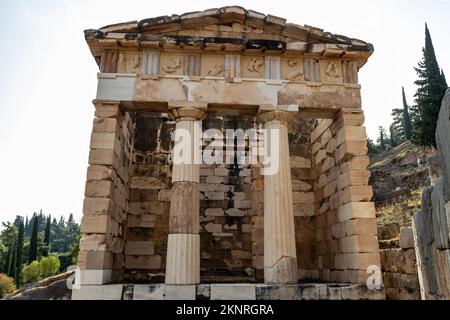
<box><xmin>84</xmin><ymin>6</ymin><xmax>374</xmax><ymax>68</ymax></box>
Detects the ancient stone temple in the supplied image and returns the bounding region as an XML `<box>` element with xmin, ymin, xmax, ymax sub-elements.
<box><xmin>72</xmin><ymin>6</ymin><xmax>384</xmax><ymax>300</ymax></box>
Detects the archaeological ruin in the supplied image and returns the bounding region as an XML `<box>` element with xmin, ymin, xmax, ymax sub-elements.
<box><xmin>72</xmin><ymin>6</ymin><xmax>386</xmax><ymax>300</ymax></box>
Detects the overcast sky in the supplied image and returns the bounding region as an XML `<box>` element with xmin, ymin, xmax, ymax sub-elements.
<box><xmin>0</xmin><ymin>0</ymin><xmax>449</xmax><ymax>224</ymax></box>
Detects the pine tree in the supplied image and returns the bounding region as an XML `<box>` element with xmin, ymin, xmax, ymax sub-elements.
<box><xmin>413</xmin><ymin>24</ymin><xmax>448</xmax><ymax>146</ymax></box>
<box><xmin>43</xmin><ymin>216</ymin><xmax>51</xmax><ymax>257</ymax></box>
<box><xmin>15</xmin><ymin>219</ymin><xmax>24</xmax><ymax>285</ymax></box>
<box><xmin>402</xmin><ymin>87</ymin><xmax>413</xmax><ymax>140</ymax></box>
<box><xmin>28</xmin><ymin>216</ymin><xmax>39</xmax><ymax>264</ymax></box>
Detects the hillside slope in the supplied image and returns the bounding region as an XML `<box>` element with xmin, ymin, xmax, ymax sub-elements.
<box><xmin>369</xmin><ymin>141</ymin><xmax>436</xmax><ymax>225</ymax></box>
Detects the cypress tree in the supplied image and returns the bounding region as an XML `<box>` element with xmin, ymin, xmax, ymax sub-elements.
<box><xmin>402</xmin><ymin>87</ymin><xmax>413</xmax><ymax>140</ymax></box>
<box><xmin>28</xmin><ymin>216</ymin><xmax>39</xmax><ymax>264</ymax></box>
<box><xmin>377</xmin><ymin>126</ymin><xmax>387</xmax><ymax>151</ymax></box>
<box><xmin>15</xmin><ymin>219</ymin><xmax>24</xmax><ymax>286</ymax></box>
<box><xmin>8</xmin><ymin>241</ymin><xmax>17</xmax><ymax>278</ymax></box>
<box><xmin>43</xmin><ymin>216</ymin><xmax>51</xmax><ymax>257</ymax></box>
<box><xmin>413</xmin><ymin>24</ymin><xmax>448</xmax><ymax>146</ymax></box>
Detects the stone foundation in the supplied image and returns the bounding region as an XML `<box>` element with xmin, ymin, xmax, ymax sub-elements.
<box><xmin>72</xmin><ymin>283</ymin><xmax>385</xmax><ymax>300</ymax></box>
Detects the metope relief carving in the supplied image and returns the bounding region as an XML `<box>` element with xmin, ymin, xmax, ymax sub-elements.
<box><xmin>162</xmin><ymin>58</ymin><xmax>182</xmax><ymax>74</ymax></box>
<box><xmin>282</xmin><ymin>59</ymin><xmax>304</xmax><ymax>81</ymax></box>
<box><xmin>207</xmin><ymin>64</ymin><xmax>225</xmax><ymax>77</ymax></box>
<box><xmin>320</xmin><ymin>60</ymin><xmax>342</xmax><ymax>83</ymax></box>
<box><xmin>117</xmin><ymin>51</ymin><xmax>141</xmax><ymax>73</ymax></box>
<box><xmin>247</xmin><ymin>57</ymin><xmax>264</xmax><ymax>74</ymax></box>
<box><xmin>241</xmin><ymin>56</ymin><xmax>264</xmax><ymax>78</ymax></box>
<box><xmin>325</xmin><ymin>62</ymin><xmax>340</xmax><ymax>78</ymax></box>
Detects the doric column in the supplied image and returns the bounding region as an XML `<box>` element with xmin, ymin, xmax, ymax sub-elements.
<box><xmin>256</xmin><ymin>110</ymin><xmax>298</xmax><ymax>285</ymax></box>
<box><xmin>165</xmin><ymin>101</ymin><xmax>207</xmax><ymax>285</ymax></box>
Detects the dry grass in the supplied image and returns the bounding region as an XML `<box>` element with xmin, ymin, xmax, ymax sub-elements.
<box><xmin>376</xmin><ymin>188</ymin><xmax>423</xmax><ymax>225</ymax></box>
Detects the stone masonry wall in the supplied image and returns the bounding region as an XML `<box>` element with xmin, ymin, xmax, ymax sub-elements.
<box><xmin>378</xmin><ymin>224</ymin><xmax>420</xmax><ymax>299</ymax></box>
<box><xmin>123</xmin><ymin>111</ymin><xmax>315</xmax><ymax>283</ymax></box>
<box><xmin>311</xmin><ymin>111</ymin><xmax>380</xmax><ymax>284</ymax></box>
<box><xmin>125</xmin><ymin>112</ymin><xmax>173</xmax><ymax>283</ymax></box>
<box><xmin>78</xmin><ymin>102</ymin><xmax>133</xmax><ymax>284</ymax></box>
<box><xmin>413</xmin><ymin>89</ymin><xmax>450</xmax><ymax>299</ymax></box>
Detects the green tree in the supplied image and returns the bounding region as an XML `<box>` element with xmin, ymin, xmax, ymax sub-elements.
<box><xmin>0</xmin><ymin>223</ymin><xmax>17</xmax><ymax>275</ymax></box>
<box><xmin>402</xmin><ymin>87</ymin><xmax>413</xmax><ymax>140</ymax></box>
<box><xmin>7</xmin><ymin>241</ymin><xmax>16</xmax><ymax>279</ymax></box>
<box><xmin>391</xmin><ymin>108</ymin><xmax>405</xmax><ymax>142</ymax></box>
<box><xmin>43</xmin><ymin>216</ymin><xmax>51</xmax><ymax>257</ymax></box>
<box><xmin>389</xmin><ymin>124</ymin><xmax>398</xmax><ymax>148</ymax></box>
<box><xmin>28</xmin><ymin>216</ymin><xmax>39</xmax><ymax>264</ymax></box>
<box><xmin>377</xmin><ymin>126</ymin><xmax>388</xmax><ymax>151</ymax></box>
<box><xmin>413</xmin><ymin>24</ymin><xmax>448</xmax><ymax>146</ymax></box>
<box><xmin>21</xmin><ymin>256</ymin><xmax>61</xmax><ymax>285</ymax></box>
<box><xmin>15</xmin><ymin>219</ymin><xmax>24</xmax><ymax>286</ymax></box>
<box><xmin>21</xmin><ymin>261</ymin><xmax>40</xmax><ymax>285</ymax></box>
<box><xmin>70</xmin><ymin>235</ymin><xmax>81</xmax><ymax>265</ymax></box>
<box><xmin>0</xmin><ymin>243</ymin><xmax>6</xmax><ymax>272</ymax></box>
<box><xmin>39</xmin><ymin>256</ymin><xmax>60</xmax><ymax>278</ymax></box>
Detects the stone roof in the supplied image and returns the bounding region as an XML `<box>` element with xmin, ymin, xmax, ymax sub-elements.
<box><xmin>85</xmin><ymin>6</ymin><xmax>373</xmax><ymax>66</ymax></box>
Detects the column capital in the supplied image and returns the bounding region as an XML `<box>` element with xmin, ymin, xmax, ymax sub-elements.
<box><xmin>168</xmin><ymin>101</ymin><xmax>207</xmax><ymax>121</ymax></box>
<box><xmin>256</xmin><ymin>110</ymin><xmax>295</xmax><ymax>125</ymax></box>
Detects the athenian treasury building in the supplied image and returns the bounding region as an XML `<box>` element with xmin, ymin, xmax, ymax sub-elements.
<box><xmin>73</xmin><ymin>7</ymin><xmax>384</xmax><ymax>300</ymax></box>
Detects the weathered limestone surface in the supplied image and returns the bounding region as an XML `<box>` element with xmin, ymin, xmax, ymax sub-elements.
<box><xmin>310</xmin><ymin>110</ymin><xmax>381</xmax><ymax>286</ymax></box>
<box><xmin>97</xmin><ymin>283</ymin><xmax>384</xmax><ymax>300</ymax></box>
<box><xmin>165</xmin><ymin>105</ymin><xmax>205</xmax><ymax>285</ymax></box>
<box><xmin>413</xmin><ymin>89</ymin><xmax>450</xmax><ymax>300</ymax></box>
<box><xmin>72</xmin><ymin>285</ymin><xmax>124</xmax><ymax>300</ymax></box>
<box><xmin>257</xmin><ymin>110</ymin><xmax>298</xmax><ymax>285</ymax></box>
<box><xmin>210</xmin><ymin>284</ymin><xmax>256</xmax><ymax>300</ymax></box>
<box><xmin>377</xmin><ymin>224</ymin><xmax>420</xmax><ymax>300</ymax></box>
<box><xmin>436</xmin><ymin>89</ymin><xmax>450</xmax><ymax>199</ymax></box>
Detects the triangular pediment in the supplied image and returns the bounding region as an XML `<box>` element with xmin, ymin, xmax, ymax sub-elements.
<box><xmin>93</xmin><ymin>6</ymin><xmax>369</xmax><ymax>47</ymax></box>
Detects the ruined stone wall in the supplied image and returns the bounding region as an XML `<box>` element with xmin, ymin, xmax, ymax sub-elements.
<box><xmin>378</xmin><ymin>224</ymin><xmax>420</xmax><ymax>299</ymax></box>
<box><xmin>413</xmin><ymin>89</ymin><xmax>450</xmax><ymax>300</ymax></box>
<box><xmin>122</xmin><ymin>111</ymin><xmax>316</xmax><ymax>283</ymax></box>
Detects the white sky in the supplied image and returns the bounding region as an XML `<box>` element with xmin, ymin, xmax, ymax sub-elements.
<box><xmin>0</xmin><ymin>0</ymin><xmax>449</xmax><ymax>224</ymax></box>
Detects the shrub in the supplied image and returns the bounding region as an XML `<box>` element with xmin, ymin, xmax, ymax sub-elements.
<box><xmin>40</xmin><ymin>256</ymin><xmax>60</xmax><ymax>278</ymax></box>
<box><xmin>22</xmin><ymin>261</ymin><xmax>41</xmax><ymax>285</ymax></box>
<box><xmin>0</xmin><ymin>273</ymin><xmax>16</xmax><ymax>298</ymax></box>
<box><xmin>21</xmin><ymin>256</ymin><xmax>61</xmax><ymax>285</ymax></box>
